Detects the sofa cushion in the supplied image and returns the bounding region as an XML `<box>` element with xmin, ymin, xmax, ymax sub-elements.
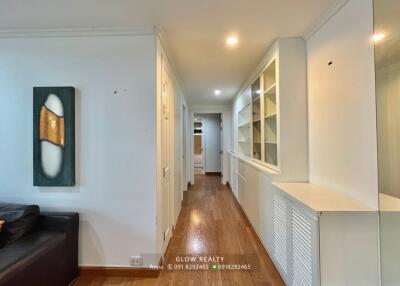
<box><xmin>0</xmin><ymin>203</ymin><xmax>40</xmax><ymax>248</ymax></box>
<box><xmin>0</xmin><ymin>231</ymin><xmax>66</xmax><ymax>285</ymax></box>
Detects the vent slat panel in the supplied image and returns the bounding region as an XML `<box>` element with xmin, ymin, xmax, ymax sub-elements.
<box><xmin>273</xmin><ymin>194</ymin><xmax>288</xmax><ymax>274</ymax></box>
<box><xmin>292</xmin><ymin>207</ymin><xmax>313</xmax><ymax>286</ymax></box>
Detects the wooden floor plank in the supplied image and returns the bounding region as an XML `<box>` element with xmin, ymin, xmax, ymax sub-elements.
<box><xmin>74</xmin><ymin>174</ymin><xmax>285</xmax><ymax>286</ymax></box>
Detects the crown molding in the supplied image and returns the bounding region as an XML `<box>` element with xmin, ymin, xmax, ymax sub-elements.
<box><xmin>303</xmin><ymin>0</ymin><xmax>350</xmax><ymax>40</ymax></box>
<box><xmin>0</xmin><ymin>26</ymin><xmax>156</xmax><ymax>38</ymax></box>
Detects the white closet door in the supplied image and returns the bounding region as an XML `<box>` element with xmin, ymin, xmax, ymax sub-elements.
<box><xmin>272</xmin><ymin>191</ymin><xmax>320</xmax><ymax>286</ymax></box>
<box><xmin>237</xmin><ymin>172</ymin><xmax>246</xmax><ymax>206</ymax></box>
<box><xmin>273</xmin><ymin>193</ymin><xmax>289</xmax><ymax>276</ymax></box>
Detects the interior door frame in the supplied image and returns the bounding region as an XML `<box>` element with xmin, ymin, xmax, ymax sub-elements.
<box><xmin>161</xmin><ymin>64</ymin><xmax>174</xmax><ymax>252</ymax></box>
<box><xmin>189</xmin><ymin>108</ymin><xmax>230</xmax><ymax>185</ymax></box>
<box><xmin>220</xmin><ymin>113</ymin><xmax>224</xmax><ymax>175</ymax></box>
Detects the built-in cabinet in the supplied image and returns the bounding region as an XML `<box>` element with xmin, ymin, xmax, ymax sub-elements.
<box><xmin>230</xmin><ymin>155</ymin><xmax>379</xmax><ymax>286</ymax></box>
<box><xmin>235</xmin><ymin>38</ymin><xmax>307</xmax><ymax>177</ymax></box>
<box><xmin>271</xmin><ymin>183</ymin><xmax>377</xmax><ymax>286</ymax></box>
<box><xmin>231</xmin><ymin>37</ymin><xmax>379</xmax><ymax>286</ymax></box>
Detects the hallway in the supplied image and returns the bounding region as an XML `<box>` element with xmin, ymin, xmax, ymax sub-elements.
<box><xmin>75</xmin><ymin>174</ymin><xmax>284</xmax><ymax>285</ymax></box>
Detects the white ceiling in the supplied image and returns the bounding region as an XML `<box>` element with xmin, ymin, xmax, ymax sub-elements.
<box><xmin>0</xmin><ymin>0</ymin><xmax>338</xmax><ymax>105</ymax></box>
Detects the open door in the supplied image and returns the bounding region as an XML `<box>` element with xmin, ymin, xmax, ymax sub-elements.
<box><xmin>194</xmin><ymin>118</ymin><xmax>204</xmax><ymax>174</ymax></box>
<box><xmin>161</xmin><ymin>67</ymin><xmax>172</xmax><ymax>252</ymax></box>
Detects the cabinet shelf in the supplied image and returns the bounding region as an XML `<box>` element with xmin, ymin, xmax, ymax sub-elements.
<box><xmin>264</xmin><ymin>83</ymin><xmax>276</xmax><ymax>95</ymax></box>
<box><xmin>265</xmin><ymin>112</ymin><xmax>277</xmax><ymax>119</ymax></box>
<box><xmin>238</xmin><ymin>121</ymin><xmax>251</xmax><ymax>128</ymax></box>
<box><xmin>252</xmin><ymin>95</ymin><xmax>261</xmax><ymax>102</ymax></box>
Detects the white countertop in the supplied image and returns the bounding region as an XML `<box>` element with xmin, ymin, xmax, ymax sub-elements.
<box><xmin>273</xmin><ymin>183</ymin><xmax>374</xmax><ymax>212</ymax></box>
<box><xmin>379</xmin><ymin>193</ymin><xmax>400</xmax><ymax>212</ymax></box>
<box><xmin>228</xmin><ymin>151</ymin><xmax>280</xmax><ymax>175</ymax></box>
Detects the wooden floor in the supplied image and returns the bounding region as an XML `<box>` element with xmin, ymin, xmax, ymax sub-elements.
<box><xmin>74</xmin><ymin>174</ymin><xmax>285</xmax><ymax>286</ymax></box>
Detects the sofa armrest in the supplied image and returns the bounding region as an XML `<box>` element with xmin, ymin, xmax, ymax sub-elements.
<box><xmin>38</xmin><ymin>212</ymin><xmax>79</xmax><ymax>281</ymax></box>
<box><xmin>38</xmin><ymin>212</ymin><xmax>79</xmax><ymax>236</ymax></box>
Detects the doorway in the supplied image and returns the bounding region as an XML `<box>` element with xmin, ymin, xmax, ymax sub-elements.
<box><xmin>193</xmin><ymin>113</ymin><xmax>222</xmax><ymax>184</ymax></box>
<box><xmin>193</xmin><ymin>116</ymin><xmax>204</xmax><ymax>174</ymax></box>
<box><xmin>182</xmin><ymin>104</ymin><xmax>187</xmax><ymax>193</ymax></box>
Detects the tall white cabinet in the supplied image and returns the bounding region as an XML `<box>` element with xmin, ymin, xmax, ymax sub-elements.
<box><xmin>271</xmin><ymin>183</ymin><xmax>378</xmax><ymax>286</ymax></box>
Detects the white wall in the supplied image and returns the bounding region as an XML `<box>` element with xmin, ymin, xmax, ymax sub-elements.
<box><xmin>203</xmin><ymin>113</ymin><xmax>222</xmax><ymax>173</ymax></box>
<box><xmin>0</xmin><ymin>34</ymin><xmax>158</xmax><ymax>266</ymax></box>
<box><xmin>307</xmin><ymin>0</ymin><xmax>379</xmax><ymax>209</ymax></box>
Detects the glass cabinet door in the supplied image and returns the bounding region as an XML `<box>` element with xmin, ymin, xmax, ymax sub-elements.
<box><xmin>239</xmin><ymin>57</ymin><xmax>278</xmax><ymax>169</ymax></box>
<box><xmin>251</xmin><ymin>78</ymin><xmax>261</xmax><ymax>160</ymax></box>
<box><xmin>238</xmin><ymin>104</ymin><xmax>251</xmax><ymax>157</ymax></box>
<box><xmin>263</xmin><ymin>60</ymin><xmax>278</xmax><ymax>167</ymax></box>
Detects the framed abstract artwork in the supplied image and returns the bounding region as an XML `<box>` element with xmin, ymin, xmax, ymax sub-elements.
<box><xmin>33</xmin><ymin>87</ymin><xmax>75</xmax><ymax>186</ymax></box>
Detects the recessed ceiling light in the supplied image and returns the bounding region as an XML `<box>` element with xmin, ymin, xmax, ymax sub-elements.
<box><xmin>373</xmin><ymin>33</ymin><xmax>385</xmax><ymax>42</ymax></box>
<box><xmin>226</xmin><ymin>36</ymin><xmax>238</xmax><ymax>46</ymax></box>
<box><xmin>214</xmin><ymin>89</ymin><xmax>221</xmax><ymax>96</ymax></box>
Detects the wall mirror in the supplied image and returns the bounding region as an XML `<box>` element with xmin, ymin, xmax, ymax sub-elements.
<box><xmin>374</xmin><ymin>0</ymin><xmax>400</xmax><ymax>284</ymax></box>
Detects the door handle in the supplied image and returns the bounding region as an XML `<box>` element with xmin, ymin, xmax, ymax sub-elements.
<box><xmin>163</xmin><ymin>167</ymin><xmax>169</xmax><ymax>178</ymax></box>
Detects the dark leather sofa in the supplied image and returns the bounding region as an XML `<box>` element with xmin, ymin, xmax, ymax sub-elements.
<box><xmin>0</xmin><ymin>203</ymin><xmax>79</xmax><ymax>286</ymax></box>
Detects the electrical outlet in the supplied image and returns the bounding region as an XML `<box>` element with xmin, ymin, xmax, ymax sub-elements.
<box><xmin>129</xmin><ymin>255</ymin><xmax>142</xmax><ymax>267</ymax></box>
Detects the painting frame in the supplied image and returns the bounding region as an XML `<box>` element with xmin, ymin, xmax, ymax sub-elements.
<box><xmin>33</xmin><ymin>86</ymin><xmax>75</xmax><ymax>186</ymax></box>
